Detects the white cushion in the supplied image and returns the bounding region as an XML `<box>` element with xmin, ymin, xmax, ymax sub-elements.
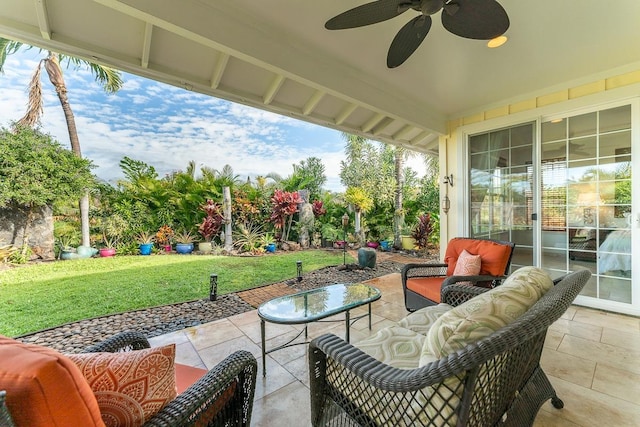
<box><xmin>426</xmin><ymin>266</ymin><xmax>553</xmax><ymax>359</ymax></box>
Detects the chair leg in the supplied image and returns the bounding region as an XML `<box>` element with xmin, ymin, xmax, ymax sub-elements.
<box><xmin>551</xmin><ymin>396</ymin><xmax>564</xmax><ymax>409</ymax></box>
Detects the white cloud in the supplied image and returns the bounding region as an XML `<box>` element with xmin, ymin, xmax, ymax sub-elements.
<box><xmin>1</xmin><ymin>47</ymin><xmax>426</xmax><ymax>193</ymax></box>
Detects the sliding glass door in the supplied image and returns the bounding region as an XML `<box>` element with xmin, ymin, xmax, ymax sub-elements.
<box><xmin>468</xmin><ymin>103</ymin><xmax>634</xmax><ymax>309</ymax></box>
<box><xmin>540</xmin><ymin>105</ymin><xmax>632</xmax><ymax>304</ymax></box>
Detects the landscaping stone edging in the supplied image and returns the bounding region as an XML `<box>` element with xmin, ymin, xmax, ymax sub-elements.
<box><xmin>16</xmin><ymin>257</ymin><xmax>423</xmax><ymax>353</ymax></box>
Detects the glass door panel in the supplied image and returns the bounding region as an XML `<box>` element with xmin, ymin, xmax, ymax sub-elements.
<box><xmin>469</xmin><ymin>122</ymin><xmax>534</xmax><ymax>272</ymax></box>
<box><xmin>541</xmin><ymin>105</ymin><xmax>632</xmax><ymax>304</ymax></box>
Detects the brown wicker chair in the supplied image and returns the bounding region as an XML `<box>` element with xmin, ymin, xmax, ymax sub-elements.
<box><xmin>83</xmin><ymin>331</ymin><xmax>257</xmax><ymax>427</ymax></box>
<box><xmin>309</xmin><ymin>269</ymin><xmax>591</xmax><ymax>427</ymax></box>
<box><xmin>402</xmin><ymin>237</ymin><xmax>515</xmax><ymax>311</ymax></box>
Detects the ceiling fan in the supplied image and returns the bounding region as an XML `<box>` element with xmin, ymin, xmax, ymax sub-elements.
<box><xmin>325</xmin><ymin>0</ymin><xmax>510</xmax><ymax>68</ymax></box>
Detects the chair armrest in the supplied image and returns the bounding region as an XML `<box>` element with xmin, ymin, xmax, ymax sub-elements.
<box><xmin>440</xmin><ymin>275</ymin><xmax>506</xmax><ymax>306</ymax></box>
<box><xmin>310</xmin><ymin>333</ymin><xmax>461</xmax><ymax>393</ymax></box>
<box><xmin>82</xmin><ymin>331</ymin><xmax>150</xmax><ymax>353</ymax></box>
<box><xmin>401</xmin><ymin>263</ymin><xmax>448</xmax><ymax>283</ymax></box>
<box><xmin>145</xmin><ymin>350</ymin><xmax>257</xmax><ymax>427</ymax></box>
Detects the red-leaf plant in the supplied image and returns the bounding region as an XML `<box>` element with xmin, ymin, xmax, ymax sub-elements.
<box><xmin>411</xmin><ymin>213</ymin><xmax>434</xmax><ymax>251</ymax></box>
<box><xmin>198</xmin><ymin>199</ymin><xmax>225</xmax><ymax>242</ymax></box>
<box><xmin>312</xmin><ymin>200</ymin><xmax>327</xmax><ymax>217</ymax></box>
<box><xmin>269</xmin><ymin>190</ymin><xmax>302</xmax><ymax>242</ymax></box>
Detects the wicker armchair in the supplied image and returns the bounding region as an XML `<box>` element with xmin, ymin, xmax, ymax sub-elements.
<box><xmin>309</xmin><ymin>269</ymin><xmax>591</xmax><ymax>427</ymax></box>
<box><xmin>402</xmin><ymin>237</ymin><xmax>515</xmax><ymax>311</ymax></box>
<box><xmin>83</xmin><ymin>331</ymin><xmax>257</xmax><ymax>427</ymax></box>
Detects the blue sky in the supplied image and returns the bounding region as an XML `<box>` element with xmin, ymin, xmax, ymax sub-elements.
<box><xmin>0</xmin><ymin>48</ymin><xmax>424</xmax><ymax>192</ymax></box>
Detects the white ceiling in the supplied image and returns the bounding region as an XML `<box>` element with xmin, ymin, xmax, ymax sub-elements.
<box><xmin>3</xmin><ymin>0</ymin><xmax>640</xmax><ymax>154</ymax></box>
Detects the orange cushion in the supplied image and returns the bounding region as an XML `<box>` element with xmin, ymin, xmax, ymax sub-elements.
<box><xmin>67</xmin><ymin>345</ymin><xmax>177</xmax><ymax>427</ymax></box>
<box><xmin>175</xmin><ymin>363</ymin><xmax>207</xmax><ymax>394</ymax></box>
<box><xmin>406</xmin><ymin>277</ymin><xmax>444</xmax><ymax>303</ymax></box>
<box><xmin>174</xmin><ymin>364</ymin><xmax>237</xmax><ymax>427</ymax></box>
<box><xmin>445</xmin><ymin>238</ymin><xmax>512</xmax><ymax>276</ymax></box>
<box><xmin>0</xmin><ymin>335</ymin><xmax>105</xmax><ymax>427</ymax></box>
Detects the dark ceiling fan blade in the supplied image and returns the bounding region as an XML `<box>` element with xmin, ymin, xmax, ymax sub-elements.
<box><xmin>441</xmin><ymin>0</ymin><xmax>509</xmax><ymax>40</ymax></box>
<box><xmin>325</xmin><ymin>0</ymin><xmax>417</xmax><ymax>30</ymax></box>
<box><xmin>387</xmin><ymin>15</ymin><xmax>432</xmax><ymax>68</ymax></box>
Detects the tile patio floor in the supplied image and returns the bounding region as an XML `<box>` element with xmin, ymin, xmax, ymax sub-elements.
<box><xmin>148</xmin><ymin>271</ymin><xmax>640</xmax><ymax>427</ymax></box>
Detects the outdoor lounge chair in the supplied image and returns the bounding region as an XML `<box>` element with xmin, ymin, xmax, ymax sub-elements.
<box><xmin>0</xmin><ymin>331</ymin><xmax>257</xmax><ymax>427</ymax></box>
<box><xmin>402</xmin><ymin>237</ymin><xmax>515</xmax><ymax>311</ymax></box>
<box><xmin>309</xmin><ymin>268</ymin><xmax>591</xmax><ymax>427</ymax></box>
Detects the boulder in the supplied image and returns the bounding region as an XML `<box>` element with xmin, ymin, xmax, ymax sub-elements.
<box><xmin>357</xmin><ymin>247</ymin><xmax>377</xmax><ymax>268</ymax></box>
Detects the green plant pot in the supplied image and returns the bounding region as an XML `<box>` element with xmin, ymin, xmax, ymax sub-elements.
<box><xmin>77</xmin><ymin>246</ymin><xmax>98</xmax><ymax>258</ymax></box>
<box><xmin>198</xmin><ymin>242</ymin><xmax>212</xmax><ymax>254</ymax></box>
<box><xmin>60</xmin><ymin>250</ymin><xmax>77</xmax><ymax>260</ymax></box>
<box><xmin>401</xmin><ymin>235</ymin><xmax>416</xmax><ymax>250</ymax></box>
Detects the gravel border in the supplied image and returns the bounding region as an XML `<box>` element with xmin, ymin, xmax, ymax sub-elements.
<box><xmin>16</xmin><ymin>260</ymin><xmax>407</xmax><ymax>353</ymax></box>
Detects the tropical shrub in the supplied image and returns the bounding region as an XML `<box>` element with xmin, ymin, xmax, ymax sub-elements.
<box><xmin>155</xmin><ymin>225</ymin><xmax>174</xmax><ymax>246</ymax></box>
<box><xmin>411</xmin><ymin>213</ymin><xmax>434</xmax><ymax>251</ymax></box>
<box><xmin>312</xmin><ymin>200</ymin><xmax>326</xmax><ymax>217</ymax></box>
<box><xmin>198</xmin><ymin>199</ymin><xmax>224</xmax><ymax>242</ymax></box>
<box><xmin>0</xmin><ymin>125</ymin><xmax>95</xmax><ymax>253</ymax></box>
<box><xmin>269</xmin><ymin>189</ymin><xmax>302</xmax><ymax>241</ymax></box>
<box><xmin>233</xmin><ymin>223</ymin><xmax>266</xmax><ymax>254</ymax></box>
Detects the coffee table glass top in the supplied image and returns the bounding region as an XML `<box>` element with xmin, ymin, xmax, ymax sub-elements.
<box><xmin>257</xmin><ymin>283</ymin><xmax>381</xmax><ymax>324</ymax></box>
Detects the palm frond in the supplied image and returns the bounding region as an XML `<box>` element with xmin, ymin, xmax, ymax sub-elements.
<box><xmin>17</xmin><ymin>61</ymin><xmax>44</xmax><ymax>127</ymax></box>
<box><xmin>59</xmin><ymin>54</ymin><xmax>124</xmax><ymax>94</ymax></box>
<box><xmin>0</xmin><ymin>38</ymin><xmax>25</xmax><ymax>73</ymax></box>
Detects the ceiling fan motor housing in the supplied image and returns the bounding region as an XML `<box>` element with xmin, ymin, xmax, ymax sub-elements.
<box><xmin>420</xmin><ymin>0</ymin><xmax>445</xmax><ymax>16</ymax></box>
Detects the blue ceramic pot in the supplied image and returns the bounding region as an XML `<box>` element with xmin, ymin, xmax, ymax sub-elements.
<box><xmin>139</xmin><ymin>243</ymin><xmax>153</xmax><ymax>255</ymax></box>
<box><xmin>175</xmin><ymin>243</ymin><xmax>194</xmax><ymax>254</ymax></box>
<box><xmin>266</xmin><ymin>243</ymin><xmax>276</xmax><ymax>253</ymax></box>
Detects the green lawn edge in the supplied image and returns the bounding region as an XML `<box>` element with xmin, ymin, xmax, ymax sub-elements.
<box><xmin>0</xmin><ymin>250</ymin><xmax>351</xmax><ymax>337</ymax></box>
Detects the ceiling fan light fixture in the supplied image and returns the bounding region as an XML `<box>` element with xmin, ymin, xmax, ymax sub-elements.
<box><xmin>487</xmin><ymin>35</ymin><xmax>508</xmax><ymax>48</ymax></box>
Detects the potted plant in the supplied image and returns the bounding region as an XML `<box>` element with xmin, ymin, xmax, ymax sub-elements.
<box><xmin>375</xmin><ymin>225</ymin><xmax>393</xmax><ymax>251</ymax></box>
<box><xmin>175</xmin><ymin>231</ymin><xmax>195</xmax><ymax>254</ymax></box>
<box><xmin>56</xmin><ymin>236</ymin><xmax>77</xmax><ymax>260</ymax></box>
<box><xmin>155</xmin><ymin>225</ymin><xmax>174</xmax><ymax>252</ymax></box>
<box><xmin>260</xmin><ymin>232</ymin><xmax>276</xmax><ymax>253</ymax></box>
<box><xmin>400</xmin><ymin>223</ymin><xmax>416</xmax><ymax>251</ymax></box>
<box><xmin>365</xmin><ymin>226</ymin><xmax>380</xmax><ymax>249</ymax></box>
<box><xmin>100</xmin><ymin>235</ymin><xmax>117</xmax><ymax>257</ymax></box>
<box><xmin>320</xmin><ymin>223</ymin><xmax>340</xmax><ymax>248</ymax></box>
<box><xmin>198</xmin><ymin>200</ymin><xmax>224</xmax><ymax>254</ymax></box>
<box><xmin>136</xmin><ymin>231</ymin><xmax>155</xmax><ymax>255</ymax></box>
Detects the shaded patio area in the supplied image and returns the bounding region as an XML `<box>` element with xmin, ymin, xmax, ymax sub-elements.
<box><xmin>148</xmin><ymin>269</ymin><xmax>640</xmax><ymax>426</ymax></box>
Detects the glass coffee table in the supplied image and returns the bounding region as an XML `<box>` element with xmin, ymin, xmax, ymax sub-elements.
<box><xmin>257</xmin><ymin>283</ymin><xmax>381</xmax><ymax>376</ymax></box>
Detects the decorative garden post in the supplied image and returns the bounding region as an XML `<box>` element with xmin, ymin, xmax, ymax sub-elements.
<box><xmin>223</xmin><ymin>186</ymin><xmax>232</xmax><ymax>251</ymax></box>
<box><xmin>342</xmin><ymin>213</ymin><xmax>349</xmax><ymax>265</ymax></box>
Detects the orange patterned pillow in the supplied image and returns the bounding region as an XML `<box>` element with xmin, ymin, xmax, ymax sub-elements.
<box><xmin>452</xmin><ymin>249</ymin><xmax>482</xmax><ymax>277</ymax></box>
<box><xmin>67</xmin><ymin>345</ymin><xmax>177</xmax><ymax>427</ymax></box>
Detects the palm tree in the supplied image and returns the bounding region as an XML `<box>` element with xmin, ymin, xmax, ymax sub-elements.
<box><xmin>0</xmin><ymin>38</ymin><xmax>123</xmax><ymax>246</ymax></box>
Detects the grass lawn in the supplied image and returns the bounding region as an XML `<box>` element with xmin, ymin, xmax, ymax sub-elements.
<box><xmin>0</xmin><ymin>250</ymin><xmax>351</xmax><ymax>337</ymax></box>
